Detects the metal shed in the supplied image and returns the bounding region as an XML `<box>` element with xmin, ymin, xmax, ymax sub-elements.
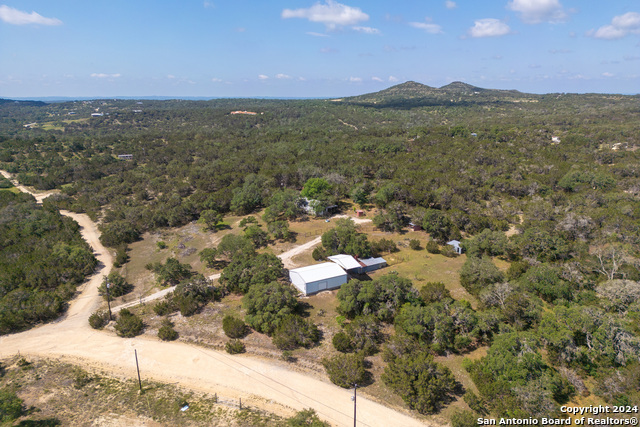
<box><xmin>289</xmin><ymin>262</ymin><xmax>348</xmax><ymax>295</ymax></box>
<box><xmin>328</xmin><ymin>254</ymin><xmax>387</xmax><ymax>274</ymax></box>
<box><xmin>447</xmin><ymin>240</ymin><xmax>462</xmax><ymax>254</ymax></box>
<box><xmin>327</xmin><ymin>254</ymin><xmax>362</xmax><ymax>273</ymax></box>
<box><xmin>359</xmin><ymin>257</ymin><xmax>387</xmax><ymax>273</ymax></box>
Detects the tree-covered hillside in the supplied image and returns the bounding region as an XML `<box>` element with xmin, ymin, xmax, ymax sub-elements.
<box><xmin>1</xmin><ymin>82</ymin><xmax>639</xmax><ymax>417</ymax></box>
<box><xmin>0</xmin><ymin>191</ymin><xmax>97</xmax><ymax>334</ymax></box>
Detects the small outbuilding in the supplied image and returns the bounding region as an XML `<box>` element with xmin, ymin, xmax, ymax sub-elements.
<box><xmin>328</xmin><ymin>254</ymin><xmax>387</xmax><ymax>274</ymax></box>
<box><xmin>289</xmin><ymin>262</ymin><xmax>348</xmax><ymax>295</ymax></box>
<box><xmin>358</xmin><ymin>257</ymin><xmax>387</xmax><ymax>273</ymax></box>
<box><xmin>409</xmin><ymin>222</ymin><xmax>422</xmax><ymax>231</ymax></box>
<box><xmin>328</xmin><ymin>254</ymin><xmax>362</xmax><ymax>273</ymax></box>
<box><xmin>356</xmin><ymin>210</ymin><xmax>365</xmax><ymax>217</ymax></box>
<box><xmin>447</xmin><ymin>240</ymin><xmax>463</xmax><ymax>254</ymax></box>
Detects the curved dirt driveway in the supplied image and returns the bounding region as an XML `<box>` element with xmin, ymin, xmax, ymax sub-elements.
<box><xmin>0</xmin><ymin>171</ymin><xmax>431</xmax><ymax>427</ymax></box>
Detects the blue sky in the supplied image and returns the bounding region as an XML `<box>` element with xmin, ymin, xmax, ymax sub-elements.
<box><xmin>1</xmin><ymin>1</ymin><xmax>639</xmax><ymax>98</ymax></box>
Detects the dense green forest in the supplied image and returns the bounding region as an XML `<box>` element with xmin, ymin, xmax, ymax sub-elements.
<box><xmin>1</xmin><ymin>81</ymin><xmax>639</xmax><ymax>419</ymax></box>
<box><xmin>0</xmin><ymin>191</ymin><xmax>97</xmax><ymax>334</ymax></box>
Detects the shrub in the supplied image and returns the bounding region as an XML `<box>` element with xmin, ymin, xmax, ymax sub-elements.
<box><xmin>98</xmin><ymin>272</ymin><xmax>133</xmax><ymax>301</ymax></box>
<box><xmin>114</xmin><ymin>246</ymin><xmax>129</xmax><ymax>268</ymax></box>
<box><xmin>222</xmin><ymin>315</ymin><xmax>247</xmax><ymax>339</ymax></box>
<box><xmin>382</xmin><ymin>350</ymin><xmax>457</xmax><ymax>414</ymax></box>
<box><xmin>312</xmin><ymin>247</ymin><xmax>326</xmax><ymax>261</ymax></box>
<box><xmin>344</xmin><ymin>315</ymin><xmax>382</xmax><ymax>355</ymax></box>
<box><xmin>332</xmin><ymin>331</ymin><xmax>353</xmax><ymax>353</ymax></box>
<box><xmin>409</xmin><ymin>239</ymin><xmax>421</xmax><ymax>250</ymax></box>
<box><xmin>157</xmin><ymin>241</ymin><xmax>167</xmax><ymax>249</ymax></box>
<box><xmin>459</xmin><ymin>256</ymin><xmax>504</xmax><ymax>295</ymax></box>
<box><xmin>420</xmin><ymin>282</ymin><xmax>451</xmax><ymax>303</ymax></box>
<box><xmin>372</xmin><ymin>238</ymin><xmax>398</xmax><ymax>254</ymax></box>
<box><xmin>0</xmin><ymin>388</ymin><xmax>23</xmax><ymax>423</ymax></box>
<box><xmin>225</xmin><ymin>339</ymin><xmax>245</xmax><ymax>354</ymax></box>
<box><xmin>441</xmin><ymin>244</ymin><xmax>459</xmax><ymax>258</ymax></box>
<box><xmin>72</xmin><ymin>367</ymin><xmax>94</xmax><ymax>389</ymax></box>
<box><xmin>451</xmin><ymin>410</ymin><xmax>478</xmax><ymax>427</ymax></box>
<box><xmin>336</xmin><ymin>273</ymin><xmax>417</xmax><ymax>322</ymax></box>
<box><xmin>158</xmin><ymin>318</ymin><xmax>178</xmax><ymax>341</ymax></box>
<box><xmin>243</xmin><ymin>281</ymin><xmax>298</xmax><ymax>334</ymax></box>
<box><xmin>426</xmin><ymin>240</ymin><xmax>440</xmax><ymax>254</ymax></box>
<box><xmin>239</xmin><ymin>216</ymin><xmax>258</xmax><ymax>228</ymax></box>
<box><xmin>153</xmin><ymin>299</ymin><xmax>176</xmax><ymax>316</ymax></box>
<box><xmin>463</xmin><ymin>391</ymin><xmax>487</xmax><ymax>415</ymax></box>
<box><xmin>244</xmin><ymin>225</ymin><xmax>269</xmax><ymax>248</ymax></box>
<box><xmin>88</xmin><ymin>310</ymin><xmax>110</xmax><ymax>329</ymax></box>
<box><xmin>147</xmin><ymin>257</ymin><xmax>193</xmax><ymax>286</ymax></box>
<box><xmin>322</xmin><ymin>353</ymin><xmax>367</xmax><ymax>388</ymax></box>
<box><xmin>220</xmin><ymin>253</ymin><xmax>285</xmax><ymax>294</ymax></box>
<box><xmin>272</xmin><ymin>315</ymin><xmax>320</xmax><ymax>350</ymax></box>
<box><xmin>173</xmin><ymin>293</ymin><xmax>200</xmax><ymax>317</ymax></box>
<box><xmin>114</xmin><ymin>308</ymin><xmax>144</xmax><ymax>338</ymax></box>
<box><xmin>286</xmin><ymin>409</ymin><xmax>330</xmax><ymax>427</ymax></box>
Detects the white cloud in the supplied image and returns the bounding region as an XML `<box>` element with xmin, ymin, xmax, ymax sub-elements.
<box><xmin>602</xmin><ymin>72</ymin><xmax>614</xmax><ymax>77</ymax></box>
<box><xmin>507</xmin><ymin>0</ymin><xmax>567</xmax><ymax>24</ymax></box>
<box><xmin>352</xmin><ymin>26</ymin><xmax>380</xmax><ymax>34</ymax></box>
<box><xmin>276</xmin><ymin>73</ymin><xmax>292</xmax><ymax>79</ymax></box>
<box><xmin>320</xmin><ymin>47</ymin><xmax>338</xmax><ymax>53</ymax></box>
<box><xmin>445</xmin><ymin>1</ymin><xmax>457</xmax><ymax>9</ymax></box>
<box><xmin>211</xmin><ymin>78</ymin><xmax>222</xmax><ymax>82</ymax></box>
<box><xmin>612</xmin><ymin>12</ymin><xmax>640</xmax><ymax>29</ymax></box>
<box><xmin>468</xmin><ymin>19</ymin><xmax>511</xmax><ymax>37</ymax></box>
<box><xmin>91</xmin><ymin>73</ymin><xmax>121</xmax><ymax>78</ymax></box>
<box><xmin>167</xmin><ymin>74</ymin><xmax>176</xmax><ymax>79</ymax></box>
<box><xmin>409</xmin><ymin>20</ymin><xmax>443</xmax><ymax>34</ymax></box>
<box><xmin>0</xmin><ymin>5</ymin><xmax>62</xmax><ymax>25</ymax></box>
<box><xmin>372</xmin><ymin>76</ymin><xmax>383</xmax><ymax>82</ymax></box>
<box><xmin>306</xmin><ymin>31</ymin><xmax>330</xmax><ymax>37</ymax></box>
<box><xmin>349</xmin><ymin>76</ymin><xmax>362</xmax><ymax>82</ymax></box>
<box><xmin>388</xmin><ymin>76</ymin><xmax>399</xmax><ymax>82</ymax></box>
<box><xmin>282</xmin><ymin>1</ymin><xmax>369</xmax><ymax>29</ymax></box>
<box><xmin>258</xmin><ymin>74</ymin><xmax>269</xmax><ymax>80</ymax></box>
<box><xmin>591</xmin><ymin>12</ymin><xmax>640</xmax><ymax>39</ymax></box>
<box><xmin>203</xmin><ymin>1</ymin><xmax>215</xmax><ymax>9</ymax></box>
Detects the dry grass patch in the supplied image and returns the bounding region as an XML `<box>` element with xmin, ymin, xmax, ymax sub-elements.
<box><xmin>0</xmin><ymin>355</ymin><xmax>283</xmax><ymax>426</ymax></box>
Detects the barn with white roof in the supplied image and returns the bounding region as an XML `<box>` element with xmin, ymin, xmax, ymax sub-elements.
<box><xmin>289</xmin><ymin>262</ymin><xmax>348</xmax><ymax>295</ymax></box>
<box><xmin>328</xmin><ymin>254</ymin><xmax>387</xmax><ymax>274</ymax></box>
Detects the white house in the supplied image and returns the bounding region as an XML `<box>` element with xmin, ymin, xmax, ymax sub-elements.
<box><xmin>289</xmin><ymin>262</ymin><xmax>348</xmax><ymax>295</ymax></box>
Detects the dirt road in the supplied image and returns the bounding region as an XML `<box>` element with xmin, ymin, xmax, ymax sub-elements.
<box><xmin>0</xmin><ymin>171</ymin><xmax>430</xmax><ymax>426</ymax></box>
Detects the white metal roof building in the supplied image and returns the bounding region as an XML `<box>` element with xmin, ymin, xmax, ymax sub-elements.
<box><xmin>359</xmin><ymin>257</ymin><xmax>387</xmax><ymax>273</ymax></box>
<box><xmin>327</xmin><ymin>254</ymin><xmax>362</xmax><ymax>271</ymax></box>
<box><xmin>289</xmin><ymin>262</ymin><xmax>348</xmax><ymax>295</ymax></box>
<box><xmin>328</xmin><ymin>254</ymin><xmax>387</xmax><ymax>274</ymax></box>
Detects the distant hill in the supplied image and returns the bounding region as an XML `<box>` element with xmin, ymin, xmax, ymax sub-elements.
<box><xmin>0</xmin><ymin>98</ymin><xmax>46</xmax><ymax>107</ymax></box>
<box><xmin>342</xmin><ymin>81</ymin><xmax>536</xmax><ymax>108</ymax></box>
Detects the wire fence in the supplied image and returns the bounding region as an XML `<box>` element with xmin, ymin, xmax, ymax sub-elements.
<box><xmin>302</xmin><ymin>229</ymin><xmax>325</xmax><ymax>238</ymax></box>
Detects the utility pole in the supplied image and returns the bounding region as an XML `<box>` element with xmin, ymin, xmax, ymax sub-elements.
<box><xmin>105</xmin><ymin>281</ymin><xmax>112</xmax><ymax>321</ymax></box>
<box><xmin>352</xmin><ymin>383</ymin><xmax>357</xmax><ymax>427</ymax></box>
<box><xmin>135</xmin><ymin>349</ymin><xmax>142</xmax><ymax>392</ymax></box>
